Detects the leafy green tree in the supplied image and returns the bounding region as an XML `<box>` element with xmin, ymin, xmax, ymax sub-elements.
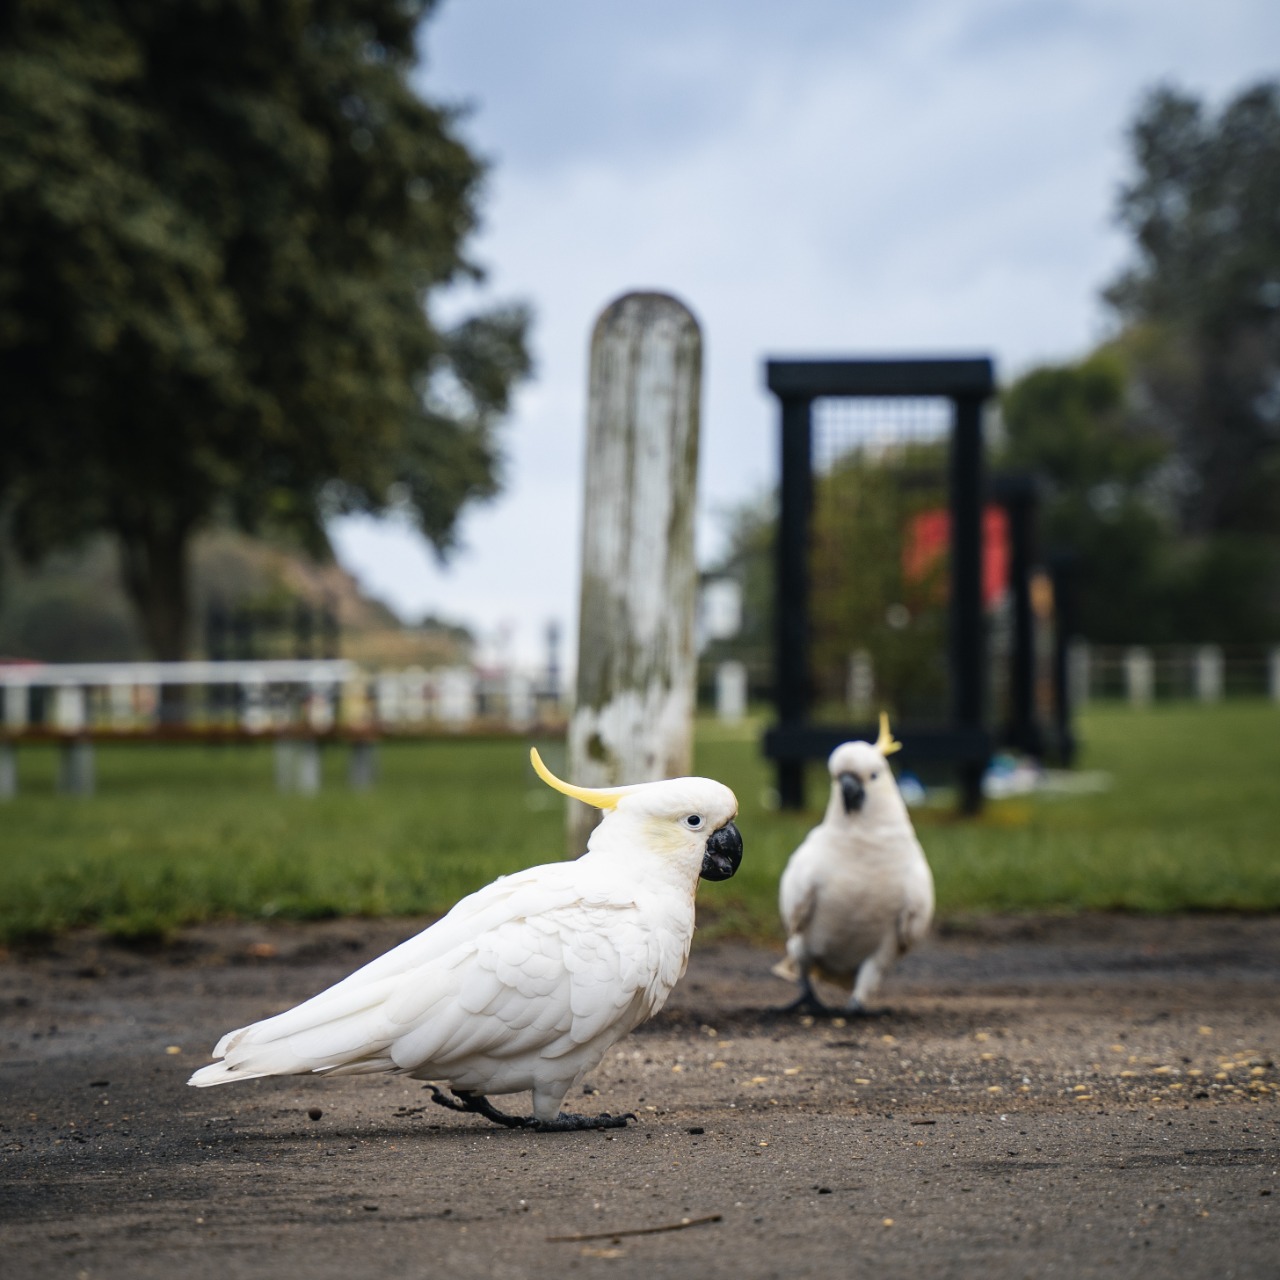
<box><xmin>1003</xmin><ymin>353</ymin><xmax>1182</xmax><ymax>640</ymax></box>
<box><xmin>0</xmin><ymin>0</ymin><xmax>530</xmax><ymax>659</ymax></box>
<box><xmin>1005</xmin><ymin>80</ymin><xmax>1280</xmax><ymax>646</ymax></box>
<box><xmin>1106</xmin><ymin>79</ymin><xmax>1280</xmax><ymax>539</ymax></box>
<box><xmin>1000</xmin><ymin>352</ymin><xmax>1177</xmax><ymax>642</ymax></box>
<box><xmin>1002</xmin><ymin>347</ymin><xmax>1280</xmax><ymax>644</ymax></box>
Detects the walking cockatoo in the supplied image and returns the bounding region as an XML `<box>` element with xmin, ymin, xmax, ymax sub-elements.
<box><xmin>774</xmin><ymin>715</ymin><xmax>933</xmax><ymax>1015</ymax></box>
<box><xmin>189</xmin><ymin>750</ymin><xmax>742</xmax><ymax>1131</ymax></box>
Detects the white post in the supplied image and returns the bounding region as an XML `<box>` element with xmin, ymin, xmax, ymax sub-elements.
<box><xmin>306</xmin><ymin>679</ymin><xmax>335</xmax><ymax>732</ymax></box>
<box><xmin>107</xmin><ymin>677</ymin><xmax>134</xmax><ymax>729</ymax></box>
<box><xmin>506</xmin><ymin>671</ymin><xmax>534</xmax><ymax>729</ymax></box>
<box><xmin>375</xmin><ymin>673</ymin><xmax>403</xmax><ymax>727</ymax></box>
<box><xmin>437</xmin><ymin>667</ymin><xmax>477</xmax><ymax>724</ymax></box>
<box><xmin>697</xmin><ymin>578</ymin><xmax>742</xmax><ymax>650</ymax></box>
<box><xmin>401</xmin><ymin>667</ymin><xmax>429</xmax><ymax>724</ymax></box>
<box><xmin>569</xmin><ymin>292</ymin><xmax>702</xmax><ymax>853</ymax></box>
<box><xmin>4</xmin><ymin>681</ymin><xmax>29</xmax><ymax>731</ymax></box>
<box><xmin>1125</xmin><ymin>646</ymin><xmax>1154</xmax><ymax>707</ymax></box>
<box><xmin>1194</xmin><ymin>645</ymin><xmax>1223</xmax><ymax>703</ymax></box>
<box><xmin>53</xmin><ymin>685</ymin><xmax>87</xmax><ymax>733</ymax></box>
<box><xmin>847</xmin><ymin>649</ymin><xmax>875</xmax><ymax>718</ymax></box>
<box><xmin>715</xmin><ymin>661</ymin><xmax>747</xmax><ymax>723</ymax></box>
<box><xmin>241</xmin><ymin>677</ymin><xmax>269</xmax><ymax>733</ymax></box>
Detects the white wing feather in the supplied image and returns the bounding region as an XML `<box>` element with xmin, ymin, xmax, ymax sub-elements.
<box><xmin>189</xmin><ymin>860</ymin><xmax>679</xmax><ymax>1089</ymax></box>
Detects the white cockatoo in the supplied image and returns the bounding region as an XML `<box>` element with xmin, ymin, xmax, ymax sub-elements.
<box><xmin>774</xmin><ymin>714</ymin><xmax>933</xmax><ymax>1015</ymax></box>
<box><xmin>189</xmin><ymin>749</ymin><xmax>742</xmax><ymax>1131</ymax></box>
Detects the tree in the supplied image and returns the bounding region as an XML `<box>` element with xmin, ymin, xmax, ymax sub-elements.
<box><xmin>1106</xmin><ymin>80</ymin><xmax>1280</xmax><ymax>539</ymax></box>
<box><xmin>0</xmin><ymin>0</ymin><xmax>531</xmax><ymax>659</ymax></box>
<box><xmin>1002</xmin><ymin>346</ymin><xmax>1280</xmax><ymax>644</ymax></box>
<box><xmin>1000</xmin><ymin>352</ymin><xmax>1177</xmax><ymax>642</ymax></box>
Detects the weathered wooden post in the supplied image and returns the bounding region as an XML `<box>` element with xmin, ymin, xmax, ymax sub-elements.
<box><xmin>54</xmin><ymin>685</ymin><xmax>94</xmax><ymax>797</ymax></box>
<box><xmin>1193</xmin><ymin>644</ymin><xmax>1223</xmax><ymax>702</ymax></box>
<box><xmin>1125</xmin><ymin>646</ymin><xmax>1154</xmax><ymax>706</ymax></box>
<box><xmin>715</xmin><ymin>661</ymin><xmax>748</xmax><ymax>723</ymax></box>
<box><xmin>847</xmin><ymin>649</ymin><xmax>875</xmax><ymax>718</ymax></box>
<box><xmin>568</xmin><ymin>292</ymin><xmax>702</xmax><ymax>853</ymax></box>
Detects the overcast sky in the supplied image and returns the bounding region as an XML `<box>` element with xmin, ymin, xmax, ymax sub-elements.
<box><xmin>328</xmin><ymin>0</ymin><xmax>1280</xmax><ymax>667</ymax></box>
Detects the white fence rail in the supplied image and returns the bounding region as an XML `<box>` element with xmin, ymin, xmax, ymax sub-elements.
<box><xmin>1069</xmin><ymin>644</ymin><xmax>1280</xmax><ymax>705</ymax></box>
<box><xmin>0</xmin><ymin>660</ymin><xmax>563</xmax><ymax>799</ymax></box>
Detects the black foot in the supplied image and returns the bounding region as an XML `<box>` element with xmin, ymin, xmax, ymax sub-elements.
<box><xmin>777</xmin><ymin>973</ymin><xmax>834</xmax><ymax>1017</ymax></box>
<box><xmin>425</xmin><ymin>1085</ymin><xmax>635</xmax><ymax>1132</ymax></box>
<box><xmin>780</xmin><ymin>991</ymin><xmax>833</xmax><ymax>1016</ymax></box>
<box><xmin>530</xmin><ymin>1110</ymin><xmax>635</xmax><ymax>1132</ymax></box>
<box><xmin>426</xmin><ymin>1085</ymin><xmax>534</xmax><ymax>1129</ymax></box>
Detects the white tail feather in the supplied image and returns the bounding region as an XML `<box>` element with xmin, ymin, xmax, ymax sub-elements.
<box><xmin>188</xmin><ymin>1061</ymin><xmax>274</xmax><ymax>1088</ymax></box>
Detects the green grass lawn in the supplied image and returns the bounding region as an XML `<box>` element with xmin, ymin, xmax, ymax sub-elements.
<box><xmin>1</xmin><ymin>702</ymin><xmax>1278</xmax><ymax>945</ymax></box>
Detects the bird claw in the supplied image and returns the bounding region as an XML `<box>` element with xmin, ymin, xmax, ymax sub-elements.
<box><xmin>424</xmin><ymin>1084</ymin><xmax>469</xmax><ymax>1113</ymax></box>
<box><xmin>778</xmin><ymin>991</ymin><xmax>834</xmax><ymax>1017</ymax></box>
<box><xmin>424</xmin><ymin>1086</ymin><xmax>635</xmax><ymax>1132</ymax></box>
<box><xmin>424</xmin><ymin>1085</ymin><xmax>535</xmax><ymax>1128</ymax></box>
<box><xmin>532</xmin><ymin>1111</ymin><xmax>636</xmax><ymax>1132</ymax></box>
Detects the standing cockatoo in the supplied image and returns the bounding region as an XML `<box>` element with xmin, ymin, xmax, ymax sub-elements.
<box><xmin>774</xmin><ymin>715</ymin><xmax>933</xmax><ymax>1015</ymax></box>
<box><xmin>189</xmin><ymin>750</ymin><xmax>742</xmax><ymax>1131</ymax></box>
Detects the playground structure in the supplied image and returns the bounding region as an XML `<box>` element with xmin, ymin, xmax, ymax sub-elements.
<box><xmin>762</xmin><ymin>356</ymin><xmax>1064</xmax><ymax>814</ymax></box>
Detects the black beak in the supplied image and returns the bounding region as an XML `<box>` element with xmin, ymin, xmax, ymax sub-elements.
<box><xmin>700</xmin><ymin>821</ymin><xmax>743</xmax><ymax>881</ymax></box>
<box><xmin>838</xmin><ymin>772</ymin><xmax>865</xmax><ymax>814</ymax></box>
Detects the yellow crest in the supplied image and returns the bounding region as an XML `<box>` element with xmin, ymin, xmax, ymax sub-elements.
<box><xmin>530</xmin><ymin>748</ymin><xmax>626</xmax><ymax>809</ymax></box>
<box><xmin>874</xmin><ymin>712</ymin><xmax>903</xmax><ymax>757</ymax></box>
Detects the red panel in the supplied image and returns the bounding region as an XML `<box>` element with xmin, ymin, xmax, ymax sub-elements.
<box><xmin>903</xmin><ymin>506</ymin><xmax>1009</xmax><ymax>608</ymax></box>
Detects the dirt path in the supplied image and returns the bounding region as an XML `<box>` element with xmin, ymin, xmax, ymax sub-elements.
<box><xmin>2</xmin><ymin>915</ymin><xmax>1277</xmax><ymax>1279</ymax></box>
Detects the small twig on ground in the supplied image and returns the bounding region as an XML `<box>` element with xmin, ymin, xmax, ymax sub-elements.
<box><xmin>546</xmin><ymin>1213</ymin><xmax>722</xmax><ymax>1243</ymax></box>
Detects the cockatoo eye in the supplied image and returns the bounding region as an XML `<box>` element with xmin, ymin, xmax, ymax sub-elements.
<box><xmin>869</xmin><ymin>771</ymin><xmax>880</xmax><ymax>781</ymax></box>
<box><xmin>683</xmin><ymin>814</ymin><xmax>704</xmax><ymax>830</ymax></box>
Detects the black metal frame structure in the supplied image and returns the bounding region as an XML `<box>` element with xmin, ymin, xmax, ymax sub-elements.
<box><xmin>763</xmin><ymin>357</ymin><xmax>996</xmax><ymax>813</ymax></box>
<box><xmin>989</xmin><ymin>471</ymin><xmax>1041</xmax><ymax>759</ymax></box>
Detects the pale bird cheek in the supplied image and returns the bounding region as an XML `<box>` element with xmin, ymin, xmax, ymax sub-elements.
<box><xmin>644</xmin><ymin>826</ymin><xmax>698</xmax><ymax>859</ymax></box>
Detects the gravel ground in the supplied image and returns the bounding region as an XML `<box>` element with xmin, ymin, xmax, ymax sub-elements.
<box><xmin>1</xmin><ymin>914</ymin><xmax>1277</xmax><ymax>1279</ymax></box>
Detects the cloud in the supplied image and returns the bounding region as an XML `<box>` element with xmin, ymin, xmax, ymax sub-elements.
<box><xmin>332</xmin><ymin>0</ymin><xmax>1280</xmax><ymax>666</ymax></box>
